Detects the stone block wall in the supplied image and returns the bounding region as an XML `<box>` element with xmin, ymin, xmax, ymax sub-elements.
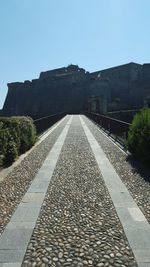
<box><xmin>2</xmin><ymin>63</ymin><xmax>150</xmax><ymax>118</ymax></box>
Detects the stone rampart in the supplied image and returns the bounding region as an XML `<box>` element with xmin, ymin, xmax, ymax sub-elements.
<box><xmin>2</xmin><ymin>63</ymin><xmax>150</xmax><ymax>118</ymax></box>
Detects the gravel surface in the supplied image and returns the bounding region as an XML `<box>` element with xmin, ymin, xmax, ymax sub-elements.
<box><xmin>0</xmin><ymin>116</ymin><xmax>69</xmax><ymax>235</ymax></box>
<box><xmin>83</xmin><ymin>115</ymin><xmax>150</xmax><ymax>223</ymax></box>
<box><xmin>22</xmin><ymin>116</ymin><xmax>137</xmax><ymax>267</ymax></box>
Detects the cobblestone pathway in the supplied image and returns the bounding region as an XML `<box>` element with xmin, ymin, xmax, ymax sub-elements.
<box><xmin>0</xmin><ymin>116</ymin><xmax>69</xmax><ymax>234</ymax></box>
<box><xmin>82</xmin><ymin>116</ymin><xmax>150</xmax><ymax>224</ymax></box>
<box><xmin>0</xmin><ymin>115</ymin><xmax>150</xmax><ymax>267</ymax></box>
<box><xmin>22</xmin><ymin>116</ymin><xmax>136</xmax><ymax>267</ymax></box>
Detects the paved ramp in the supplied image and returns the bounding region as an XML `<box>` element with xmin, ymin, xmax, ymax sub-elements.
<box><xmin>0</xmin><ymin>115</ymin><xmax>150</xmax><ymax>267</ymax></box>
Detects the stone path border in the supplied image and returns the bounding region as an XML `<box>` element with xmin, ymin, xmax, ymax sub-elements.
<box><xmin>0</xmin><ymin>116</ymin><xmax>72</xmax><ymax>266</ymax></box>
<box><xmin>0</xmin><ymin>115</ymin><xmax>67</xmax><ymax>182</ymax></box>
<box><xmin>80</xmin><ymin>115</ymin><xmax>150</xmax><ymax>267</ymax></box>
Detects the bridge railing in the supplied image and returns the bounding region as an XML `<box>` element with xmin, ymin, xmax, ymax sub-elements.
<box><xmin>86</xmin><ymin>112</ymin><xmax>131</xmax><ymax>146</ymax></box>
<box><xmin>34</xmin><ymin>112</ymin><xmax>66</xmax><ymax>134</ymax></box>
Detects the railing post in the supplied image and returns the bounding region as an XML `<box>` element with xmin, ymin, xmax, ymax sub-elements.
<box><xmin>108</xmin><ymin>123</ymin><xmax>111</xmax><ymax>135</ymax></box>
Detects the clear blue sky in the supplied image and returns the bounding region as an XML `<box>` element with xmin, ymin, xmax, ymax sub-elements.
<box><xmin>0</xmin><ymin>0</ymin><xmax>150</xmax><ymax>108</ymax></box>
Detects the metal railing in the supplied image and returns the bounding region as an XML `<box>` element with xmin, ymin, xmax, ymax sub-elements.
<box><xmin>86</xmin><ymin>112</ymin><xmax>131</xmax><ymax>146</ymax></box>
<box><xmin>34</xmin><ymin>112</ymin><xmax>66</xmax><ymax>134</ymax></box>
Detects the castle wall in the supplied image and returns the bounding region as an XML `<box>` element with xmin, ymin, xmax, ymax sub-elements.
<box><xmin>3</xmin><ymin>70</ymin><xmax>89</xmax><ymax>118</ymax></box>
<box><xmin>142</xmin><ymin>64</ymin><xmax>150</xmax><ymax>80</ymax></box>
<box><xmin>2</xmin><ymin>63</ymin><xmax>150</xmax><ymax>118</ymax></box>
<box><xmin>90</xmin><ymin>63</ymin><xmax>143</xmax><ymax>110</ymax></box>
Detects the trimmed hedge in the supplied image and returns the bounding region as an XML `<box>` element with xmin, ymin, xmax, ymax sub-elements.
<box><xmin>0</xmin><ymin>116</ymin><xmax>37</xmax><ymax>167</ymax></box>
<box><xmin>127</xmin><ymin>108</ymin><xmax>150</xmax><ymax>165</ymax></box>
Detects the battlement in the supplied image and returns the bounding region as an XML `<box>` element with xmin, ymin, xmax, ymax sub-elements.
<box><xmin>39</xmin><ymin>64</ymin><xmax>86</xmax><ymax>80</ymax></box>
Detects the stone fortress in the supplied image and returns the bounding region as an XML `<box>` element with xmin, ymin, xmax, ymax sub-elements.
<box><xmin>2</xmin><ymin>62</ymin><xmax>150</xmax><ymax>119</ymax></box>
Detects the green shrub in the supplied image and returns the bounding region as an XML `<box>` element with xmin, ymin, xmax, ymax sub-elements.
<box><xmin>127</xmin><ymin>108</ymin><xmax>150</xmax><ymax>165</ymax></box>
<box><xmin>4</xmin><ymin>140</ymin><xmax>18</xmax><ymax>165</ymax></box>
<box><xmin>18</xmin><ymin>117</ymin><xmax>37</xmax><ymax>153</ymax></box>
<box><xmin>0</xmin><ymin>154</ymin><xmax>4</xmax><ymax>166</ymax></box>
<box><xmin>0</xmin><ymin>116</ymin><xmax>37</xmax><ymax>167</ymax></box>
<box><xmin>0</xmin><ymin>128</ymin><xmax>10</xmax><ymax>166</ymax></box>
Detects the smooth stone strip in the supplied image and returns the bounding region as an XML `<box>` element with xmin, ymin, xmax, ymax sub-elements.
<box><xmin>80</xmin><ymin>115</ymin><xmax>150</xmax><ymax>266</ymax></box>
<box><xmin>0</xmin><ymin>116</ymin><xmax>72</xmax><ymax>266</ymax></box>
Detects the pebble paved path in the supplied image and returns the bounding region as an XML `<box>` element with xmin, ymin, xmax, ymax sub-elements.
<box><xmin>82</xmin><ymin>116</ymin><xmax>150</xmax><ymax>224</ymax></box>
<box><xmin>0</xmin><ymin>115</ymin><xmax>150</xmax><ymax>267</ymax></box>
<box><xmin>22</xmin><ymin>116</ymin><xmax>137</xmax><ymax>267</ymax></box>
<box><xmin>0</xmin><ymin>116</ymin><xmax>69</xmax><ymax>234</ymax></box>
